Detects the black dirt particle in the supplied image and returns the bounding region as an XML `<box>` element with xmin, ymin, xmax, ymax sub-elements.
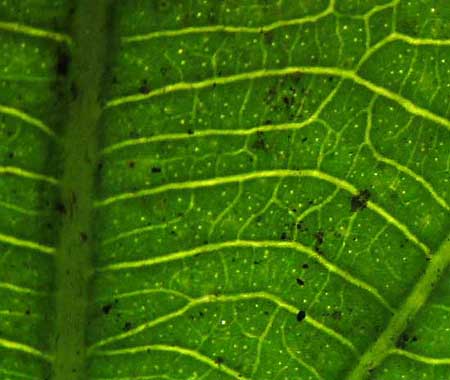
<box><xmin>25</xmin><ymin>309</ymin><xmax>31</xmax><ymax>316</ymax></box>
<box><xmin>280</xmin><ymin>231</ymin><xmax>289</xmax><ymax>241</ymax></box>
<box><xmin>296</xmin><ymin>278</ymin><xmax>305</xmax><ymax>286</ymax></box>
<box><xmin>314</xmin><ymin>231</ymin><xmax>325</xmax><ymax>254</ymax></box>
<box><xmin>151</xmin><ymin>166</ymin><xmax>162</xmax><ymax>173</ymax></box>
<box><xmin>56</xmin><ymin>48</ymin><xmax>70</xmax><ymax>76</ymax></box>
<box><xmin>351</xmin><ymin>189</ymin><xmax>371</xmax><ymax>212</ymax></box>
<box><xmin>139</xmin><ymin>79</ymin><xmax>151</xmax><ymax>94</ymax></box>
<box><xmin>102</xmin><ymin>304</ymin><xmax>113</xmax><ymax>315</ymax></box>
<box><xmin>157</xmin><ymin>0</ymin><xmax>170</xmax><ymax>11</ymax></box>
<box><xmin>127</xmin><ymin>160</ymin><xmax>135</xmax><ymax>168</ymax></box>
<box><xmin>396</xmin><ymin>332</ymin><xmax>410</xmax><ymax>349</ymax></box>
<box><xmin>187</xmin><ymin>128</ymin><xmax>194</xmax><ymax>135</ymax></box>
<box><xmin>80</xmin><ymin>232</ymin><xmax>87</xmax><ymax>242</ymax></box>
<box><xmin>54</xmin><ymin>201</ymin><xmax>66</xmax><ymax>215</ymax></box>
<box><xmin>296</xmin><ymin>310</ymin><xmax>306</xmax><ymax>322</ymax></box>
<box><xmin>262</xmin><ymin>31</ymin><xmax>274</xmax><ymax>44</ymax></box>
<box><xmin>302</xmin><ymin>263</ymin><xmax>309</xmax><ymax>269</ymax></box>
<box><xmin>123</xmin><ymin>321</ymin><xmax>133</xmax><ymax>331</ymax></box>
<box><xmin>296</xmin><ymin>221</ymin><xmax>307</xmax><ymax>232</ymax></box>
<box><xmin>252</xmin><ymin>131</ymin><xmax>267</xmax><ymax>150</ymax></box>
<box><xmin>314</xmin><ymin>231</ymin><xmax>324</xmax><ymax>245</ymax></box>
<box><xmin>282</xmin><ymin>95</ymin><xmax>294</xmax><ymax>108</ymax></box>
<box><xmin>331</xmin><ymin>310</ymin><xmax>342</xmax><ymax>320</ymax></box>
<box><xmin>214</xmin><ymin>357</ymin><xmax>224</xmax><ymax>365</ymax></box>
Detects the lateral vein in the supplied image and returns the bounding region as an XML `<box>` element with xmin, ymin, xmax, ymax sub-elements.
<box><xmin>346</xmin><ymin>233</ymin><xmax>450</xmax><ymax>380</ymax></box>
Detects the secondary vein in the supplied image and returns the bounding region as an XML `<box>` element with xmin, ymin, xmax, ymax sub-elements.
<box><xmin>346</xmin><ymin>232</ymin><xmax>450</xmax><ymax>380</ymax></box>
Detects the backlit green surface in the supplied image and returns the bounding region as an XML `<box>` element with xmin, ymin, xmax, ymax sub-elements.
<box><xmin>0</xmin><ymin>1</ymin><xmax>449</xmax><ymax>380</ymax></box>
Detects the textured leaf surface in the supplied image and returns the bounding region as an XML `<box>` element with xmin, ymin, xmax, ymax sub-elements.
<box><xmin>0</xmin><ymin>1</ymin><xmax>449</xmax><ymax>380</ymax></box>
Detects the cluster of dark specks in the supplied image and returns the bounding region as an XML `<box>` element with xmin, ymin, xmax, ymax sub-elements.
<box><xmin>396</xmin><ymin>332</ymin><xmax>418</xmax><ymax>349</ymax></box>
<box><xmin>252</xmin><ymin>131</ymin><xmax>268</xmax><ymax>151</ymax></box>
<box><xmin>314</xmin><ymin>230</ymin><xmax>325</xmax><ymax>254</ymax></box>
<box><xmin>351</xmin><ymin>189</ymin><xmax>371</xmax><ymax>212</ymax></box>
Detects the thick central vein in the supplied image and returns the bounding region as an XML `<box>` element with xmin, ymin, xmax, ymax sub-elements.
<box><xmin>51</xmin><ymin>1</ymin><xmax>109</xmax><ymax>380</ymax></box>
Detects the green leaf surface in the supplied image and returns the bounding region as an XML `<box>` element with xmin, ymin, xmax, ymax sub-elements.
<box><xmin>0</xmin><ymin>1</ymin><xmax>449</xmax><ymax>380</ymax></box>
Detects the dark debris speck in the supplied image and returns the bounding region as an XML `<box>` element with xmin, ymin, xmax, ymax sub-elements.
<box><xmin>296</xmin><ymin>310</ymin><xmax>306</xmax><ymax>322</ymax></box>
<box><xmin>102</xmin><ymin>304</ymin><xmax>113</xmax><ymax>315</ymax></box>
<box><xmin>351</xmin><ymin>189</ymin><xmax>371</xmax><ymax>212</ymax></box>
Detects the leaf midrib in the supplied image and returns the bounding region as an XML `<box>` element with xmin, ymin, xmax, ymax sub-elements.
<box><xmin>51</xmin><ymin>1</ymin><xmax>109</xmax><ymax>380</ymax></box>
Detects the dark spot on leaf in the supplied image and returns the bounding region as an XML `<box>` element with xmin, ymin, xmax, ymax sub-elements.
<box><xmin>214</xmin><ymin>357</ymin><xmax>224</xmax><ymax>365</ymax></box>
<box><xmin>252</xmin><ymin>131</ymin><xmax>267</xmax><ymax>150</ymax></box>
<box><xmin>302</xmin><ymin>263</ymin><xmax>309</xmax><ymax>269</ymax></box>
<box><xmin>314</xmin><ymin>231</ymin><xmax>324</xmax><ymax>245</ymax></box>
<box><xmin>296</xmin><ymin>310</ymin><xmax>306</xmax><ymax>322</ymax></box>
<box><xmin>280</xmin><ymin>231</ymin><xmax>289</xmax><ymax>240</ymax></box>
<box><xmin>56</xmin><ymin>47</ymin><xmax>70</xmax><ymax>76</ymax></box>
<box><xmin>187</xmin><ymin>128</ymin><xmax>194</xmax><ymax>135</ymax></box>
<box><xmin>282</xmin><ymin>95</ymin><xmax>294</xmax><ymax>107</ymax></box>
<box><xmin>25</xmin><ymin>309</ymin><xmax>31</xmax><ymax>316</ymax></box>
<box><xmin>139</xmin><ymin>79</ymin><xmax>151</xmax><ymax>94</ymax></box>
<box><xmin>102</xmin><ymin>304</ymin><xmax>113</xmax><ymax>315</ymax></box>
<box><xmin>70</xmin><ymin>81</ymin><xmax>78</xmax><ymax>100</ymax></box>
<box><xmin>151</xmin><ymin>167</ymin><xmax>162</xmax><ymax>173</ymax></box>
<box><xmin>351</xmin><ymin>189</ymin><xmax>371</xmax><ymax>212</ymax></box>
<box><xmin>123</xmin><ymin>321</ymin><xmax>133</xmax><ymax>331</ymax></box>
<box><xmin>296</xmin><ymin>221</ymin><xmax>307</xmax><ymax>232</ymax></box>
<box><xmin>55</xmin><ymin>201</ymin><xmax>67</xmax><ymax>215</ymax></box>
<box><xmin>331</xmin><ymin>310</ymin><xmax>342</xmax><ymax>320</ymax></box>
<box><xmin>160</xmin><ymin>66</ymin><xmax>169</xmax><ymax>76</ymax></box>
<box><xmin>127</xmin><ymin>161</ymin><xmax>135</xmax><ymax>168</ymax></box>
<box><xmin>262</xmin><ymin>30</ymin><xmax>274</xmax><ymax>44</ymax></box>
<box><xmin>296</xmin><ymin>278</ymin><xmax>304</xmax><ymax>286</ymax></box>
<box><xmin>7</xmin><ymin>152</ymin><xmax>14</xmax><ymax>159</ymax></box>
<box><xmin>314</xmin><ymin>231</ymin><xmax>325</xmax><ymax>254</ymax></box>
<box><xmin>80</xmin><ymin>232</ymin><xmax>87</xmax><ymax>242</ymax></box>
<box><xmin>157</xmin><ymin>0</ymin><xmax>170</xmax><ymax>11</ymax></box>
<box><xmin>396</xmin><ymin>332</ymin><xmax>410</xmax><ymax>349</ymax></box>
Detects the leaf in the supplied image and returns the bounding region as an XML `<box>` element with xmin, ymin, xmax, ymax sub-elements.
<box><xmin>0</xmin><ymin>1</ymin><xmax>449</xmax><ymax>380</ymax></box>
